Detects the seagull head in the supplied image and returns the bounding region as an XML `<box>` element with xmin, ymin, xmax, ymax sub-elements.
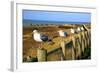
<box><xmin>33</xmin><ymin>30</ymin><xmax>38</xmax><ymax>33</ymax></box>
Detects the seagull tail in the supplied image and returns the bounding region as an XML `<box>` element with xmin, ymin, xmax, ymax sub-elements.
<box><xmin>48</xmin><ymin>37</ymin><xmax>52</xmax><ymax>41</ymax></box>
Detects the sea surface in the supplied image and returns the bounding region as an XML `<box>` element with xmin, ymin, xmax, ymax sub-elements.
<box><xmin>23</xmin><ymin>19</ymin><xmax>90</xmax><ymax>27</ymax></box>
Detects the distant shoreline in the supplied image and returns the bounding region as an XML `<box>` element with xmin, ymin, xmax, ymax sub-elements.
<box><xmin>23</xmin><ymin>19</ymin><xmax>91</xmax><ymax>27</ymax></box>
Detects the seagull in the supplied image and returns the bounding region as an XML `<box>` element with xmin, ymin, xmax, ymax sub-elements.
<box><xmin>33</xmin><ymin>30</ymin><xmax>52</xmax><ymax>42</ymax></box>
<box><xmin>58</xmin><ymin>30</ymin><xmax>68</xmax><ymax>42</ymax></box>
<box><xmin>70</xmin><ymin>28</ymin><xmax>75</xmax><ymax>34</ymax></box>
<box><xmin>77</xmin><ymin>27</ymin><xmax>81</xmax><ymax>32</ymax></box>
<box><xmin>58</xmin><ymin>30</ymin><xmax>68</xmax><ymax>37</ymax></box>
<box><xmin>81</xmin><ymin>27</ymin><xmax>84</xmax><ymax>31</ymax></box>
<box><xmin>33</xmin><ymin>30</ymin><xmax>52</xmax><ymax>48</ymax></box>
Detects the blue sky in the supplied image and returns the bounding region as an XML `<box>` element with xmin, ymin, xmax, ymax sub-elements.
<box><xmin>23</xmin><ymin>10</ymin><xmax>91</xmax><ymax>24</ymax></box>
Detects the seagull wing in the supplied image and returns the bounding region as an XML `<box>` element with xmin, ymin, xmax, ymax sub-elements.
<box><xmin>40</xmin><ymin>34</ymin><xmax>49</xmax><ymax>42</ymax></box>
<box><xmin>64</xmin><ymin>32</ymin><xmax>68</xmax><ymax>36</ymax></box>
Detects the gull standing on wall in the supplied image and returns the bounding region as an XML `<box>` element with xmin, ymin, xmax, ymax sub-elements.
<box><xmin>81</xmin><ymin>27</ymin><xmax>84</xmax><ymax>31</ymax></box>
<box><xmin>58</xmin><ymin>30</ymin><xmax>68</xmax><ymax>37</ymax></box>
<box><xmin>33</xmin><ymin>30</ymin><xmax>52</xmax><ymax>48</ymax></box>
<box><xmin>70</xmin><ymin>28</ymin><xmax>75</xmax><ymax>34</ymax></box>
<box><xmin>77</xmin><ymin>27</ymin><xmax>81</xmax><ymax>32</ymax></box>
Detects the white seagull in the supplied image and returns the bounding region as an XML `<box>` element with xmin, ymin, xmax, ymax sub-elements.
<box><xmin>58</xmin><ymin>30</ymin><xmax>68</xmax><ymax>37</ymax></box>
<box><xmin>77</xmin><ymin>27</ymin><xmax>81</xmax><ymax>32</ymax></box>
<box><xmin>70</xmin><ymin>28</ymin><xmax>75</xmax><ymax>34</ymax></box>
<box><xmin>33</xmin><ymin>30</ymin><xmax>52</xmax><ymax>42</ymax></box>
<box><xmin>81</xmin><ymin>27</ymin><xmax>84</xmax><ymax>31</ymax></box>
<box><xmin>33</xmin><ymin>30</ymin><xmax>52</xmax><ymax>48</ymax></box>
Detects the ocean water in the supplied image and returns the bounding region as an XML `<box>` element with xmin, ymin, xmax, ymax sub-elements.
<box><xmin>23</xmin><ymin>19</ymin><xmax>90</xmax><ymax>27</ymax></box>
